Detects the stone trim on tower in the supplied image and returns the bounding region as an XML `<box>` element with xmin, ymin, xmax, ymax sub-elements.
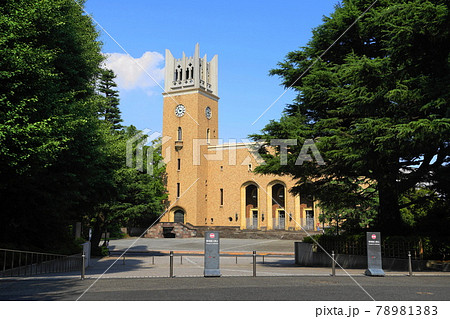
<box><xmin>164</xmin><ymin>43</ymin><xmax>218</xmax><ymax>96</ymax></box>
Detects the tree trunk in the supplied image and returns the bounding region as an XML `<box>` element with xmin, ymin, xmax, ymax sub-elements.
<box><xmin>90</xmin><ymin>221</ymin><xmax>103</xmax><ymax>256</ymax></box>
<box><xmin>376</xmin><ymin>177</ymin><xmax>404</xmax><ymax>235</ymax></box>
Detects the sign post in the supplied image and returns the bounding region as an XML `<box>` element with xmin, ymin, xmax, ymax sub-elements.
<box><xmin>365</xmin><ymin>232</ymin><xmax>385</xmax><ymax>276</ymax></box>
<box><xmin>204</xmin><ymin>231</ymin><xmax>221</xmax><ymax>277</ymax></box>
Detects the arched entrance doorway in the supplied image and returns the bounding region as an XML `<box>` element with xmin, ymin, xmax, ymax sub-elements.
<box><xmin>245</xmin><ymin>184</ymin><xmax>258</xmax><ymax>229</ymax></box>
<box><xmin>174</xmin><ymin>209</ymin><xmax>185</xmax><ymax>223</ymax></box>
<box><xmin>272</xmin><ymin>183</ymin><xmax>286</xmax><ymax>229</ymax></box>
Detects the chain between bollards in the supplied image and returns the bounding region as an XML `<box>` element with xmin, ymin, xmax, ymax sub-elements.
<box><xmin>169</xmin><ymin>251</ymin><xmax>174</xmax><ymax>278</ymax></box>
<box><xmin>331</xmin><ymin>250</ymin><xmax>336</xmax><ymax>277</ymax></box>
<box><xmin>81</xmin><ymin>253</ymin><xmax>85</xmax><ymax>280</ymax></box>
<box><xmin>253</xmin><ymin>251</ymin><xmax>256</xmax><ymax>277</ymax></box>
<box><xmin>408</xmin><ymin>250</ymin><xmax>413</xmax><ymax>277</ymax></box>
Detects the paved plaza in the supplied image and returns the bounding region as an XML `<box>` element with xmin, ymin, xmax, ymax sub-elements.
<box><xmin>34</xmin><ymin>254</ymin><xmax>368</xmax><ymax>279</ymax></box>
<box><xmin>3</xmin><ymin>238</ymin><xmax>448</xmax><ymax>279</ymax></box>
<box><xmin>1</xmin><ymin>238</ymin><xmax>449</xmax><ymax>301</ymax></box>
<box><xmin>107</xmin><ymin>237</ymin><xmax>299</xmax><ymax>253</ymax></box>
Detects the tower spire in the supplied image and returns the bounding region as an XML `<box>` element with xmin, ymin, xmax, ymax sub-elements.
<box><xmin>163</xmin><ymin>44</ymin><xmax>218</xmax><ymax>96</ymax></box>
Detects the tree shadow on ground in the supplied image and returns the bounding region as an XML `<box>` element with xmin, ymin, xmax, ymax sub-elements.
<box><xmin>0</xmin><ymin>278</ymin><xmax>90</xmax><ymax>300</ymax></box>
<box><xmin>256</xmin><ymin>258</ymin><xmax>298</xmax><ymax>268</ymax></box>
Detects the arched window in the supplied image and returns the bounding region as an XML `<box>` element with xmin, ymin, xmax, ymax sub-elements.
<box><xmin>177</xmin><ymin>127</ymin><xmax>182</xmax><ymax>141</ymax></box>
<box><xmin>176</xmin><ymin>65</ymin><xmax>182</xmax><ymax>81</ymax></box>
<box><xmin>272</xmin><ymin>183</ymin><xmax>285</xmax><ymax>208</ymax></box>
<box><xmin>246</xmin><ymin>185</ymin><xmax>258</xmax><ymax>208</ymax></box>
<box><xmin>206</xmin><ymin>128</ymin><xmax>210</xmax><ymax>144</ymax></box>
<box><xmin>245</xmin><ymin>184</ymin><xmax>258</xmax><ymax>229</ymax></box>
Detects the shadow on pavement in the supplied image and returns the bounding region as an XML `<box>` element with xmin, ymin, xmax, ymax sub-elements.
<box><xmin>0</xmin><ymin>278</ymin><xmax>88</xmax><ymax>301</ymax></box>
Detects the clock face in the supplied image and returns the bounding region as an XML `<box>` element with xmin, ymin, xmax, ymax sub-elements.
<box><xmin>205</xmin><ymin>106</ymin><xmax>212</xmax><ymax>119</ymax></box>
<box><xmin>175</xmin><ymin>104</ymin><xmax>185</xmax><ymax>117</ymax></box>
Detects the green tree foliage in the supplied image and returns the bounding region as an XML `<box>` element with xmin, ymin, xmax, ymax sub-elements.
<box><xmin>88</xmin><ymin>126</ymin><xmax>168</xmax><ymax>252</ymax></box>
<box><xmin>0</xmin><ymin>0</ymin><xmax>108</xmax><ymax>250</ymax></box>
<box><xmin>97</xmin><ymin>68</ymin><xmax>123</xmax><ymax>131</ymax></box>
<box><xmin>0</xmin><ymin>0</ymin><xmax>168</xmax><ymax>254</ymax></box>
<box><xmin>253</xmin><ymin>0</ymin><xmax>450</xmax><ymax>235</ymax></box>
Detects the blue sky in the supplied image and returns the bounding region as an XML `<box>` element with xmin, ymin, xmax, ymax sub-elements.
<box><xmin>84</xmin><ymin>0</ymin><xmax>337</xmax><ymax>140</ymax></box>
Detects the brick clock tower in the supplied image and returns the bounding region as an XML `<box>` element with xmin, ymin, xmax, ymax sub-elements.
<box><xmin>161</xmin><ymin>44</ymin><xmax>219</xmax><ymax>225</ymax></box>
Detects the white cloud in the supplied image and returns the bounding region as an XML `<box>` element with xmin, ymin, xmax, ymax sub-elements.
<box><xmin>102</xmin><ymin>51</ymin><xmax>165</xmax><ymax>94</ymax></box>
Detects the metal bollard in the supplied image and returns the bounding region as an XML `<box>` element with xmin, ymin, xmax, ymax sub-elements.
<box><xmin>236</xmin><ymin>255</ymin><xmax>238</xmax><ymax>264</ymax></box>
<box><xmin>169</xmin><ymin>251</ymin><xmax>174</xmax><ymax>278</ymax></box>
<box><xmin>253</xmin><ymin>251</ymin><xmax>256</xmax><ymax>277</ymax></box>
<box><xmin>181</xmin><ymin>255</ymin><xmax>183</xmax><ymax>265</ymax></box>
<box><xmin>408</xmin><ymin>251</ymin><xmax>413</xmax><ymax>276</ymax></box>
<box><xmin>262</xmin><ymin>255</ymin><xmax>265</xmax><ymax>264</ymax></box>
<box><xmin>81</xmin><ymin>253</ymin><xmax>85</xmax><ymax>280</ymax></box>
<box><xmin>152</xmin><ymin>256</ymin><xmax>155</xmax><ymax>265</ymax></box>
<box><xmin>331</xmin><ymin>251</ymin><xmax>336</xmax><ymax>277</ymax></box>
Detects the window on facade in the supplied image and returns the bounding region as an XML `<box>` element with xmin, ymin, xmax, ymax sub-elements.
<box><xmin>206</xmin><ymin>128</ymin><xmax>210</xmax><ymax>144</ymax></box>
<box><xmin>177</xmin><ymin>183</ymin><xmax>180</xmax><ymax>198</ymax></box>
<box><xmin>174</xmin><ymin>210</ymin><xmax>184</xmax><ymax>223</ymax></box>
<box><xmin>176</xmin><ymin>65</ymin><xmax>182</xmax><ymax>81</ymax></box>
<box><xmin>177</xmin><ymin>158</ymin><xmax>181</xmax><ymax>171</ymax></box>
<box><xmin>220</xmin><ymin>188</ymin><xmax>224</xmax><ymax>206</ymax></box>
<box><xmin>248</xmin><ymin>163</ymin><xmax>252</xmax><ymax>171</ymax></box>
<box><xmin>177</xmin><ymin>127</ymin><xmax>182</xmax><ymax>141</ymax></box>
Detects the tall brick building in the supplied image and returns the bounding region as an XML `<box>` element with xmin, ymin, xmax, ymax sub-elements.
<box><xmin>159</xmin><ymin>44</ymin><xmax>320</xmax><ymax>232</ymax></box>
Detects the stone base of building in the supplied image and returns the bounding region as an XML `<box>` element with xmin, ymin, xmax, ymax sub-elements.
<box><xmin>145</xmin><ymin>222</ymin><xmax>197</xmax><ymax>238</ymax></box>
<box><xmin>193</xmin><ymin>226</ymin><xmax>241</xmax><ymax>238</ymax></box>
<box><xmin>146</xmin><ymin>222</ymin><xmax>322</xmax><ymax>239</ymax></box>
<box><xmin>194</xmin><ymin>226</ymin><xmax>322</xmax><ymax>240</ymax></box>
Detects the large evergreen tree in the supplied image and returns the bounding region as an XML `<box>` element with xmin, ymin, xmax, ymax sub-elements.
<box><xmin>0</xmin><ymin>0</ymin><xmax>110</xmax><ymax>251</ymax></box>
<box><xmin>253</xmin><ymin>0</ymin><xmax>450</xmax><ymax>234</ymax></box>
<box><xmin>97</xmin><ymin>68</ymin><xmax>123</xmax><ymax>131</ymax></box>
<box><xmin>0</xmin><ymin>0</ymin><xmax>168</xmax><ymax>254</ymax></box>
